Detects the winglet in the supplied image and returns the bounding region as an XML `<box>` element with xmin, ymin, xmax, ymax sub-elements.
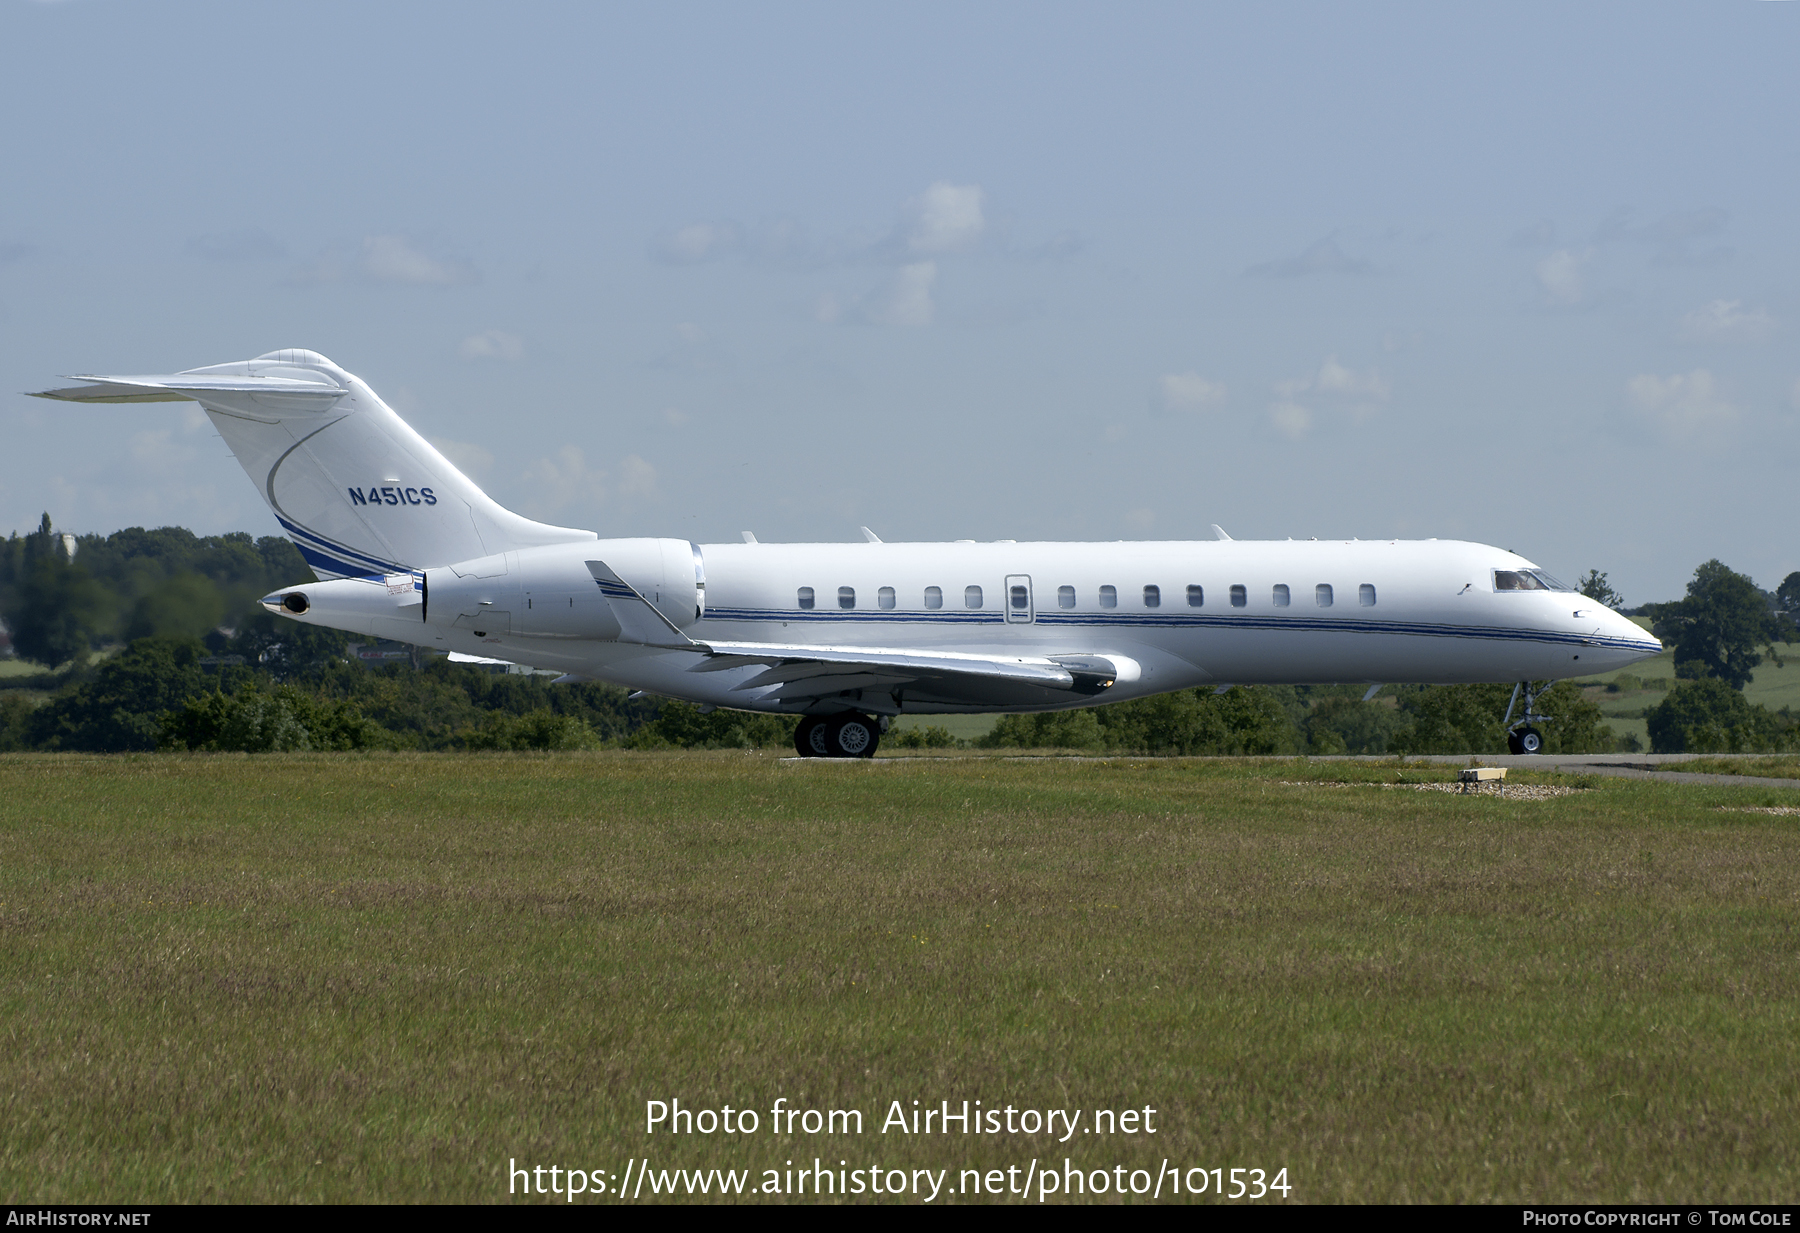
<box><xmin>585</xmin><ymin>560</ymin><xmax>698</xmax><ymax>648</ymax></box>
<box><xmin>1210</xmin><ymin>524</ymin><xmax>1232</xmax><ymax>541</ymax></box>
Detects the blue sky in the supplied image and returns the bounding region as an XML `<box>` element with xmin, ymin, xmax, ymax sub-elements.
<box><xmin>4</xmin><ymin>1</ymin><xmax>1798</xmax><ymax>605</ymax></box>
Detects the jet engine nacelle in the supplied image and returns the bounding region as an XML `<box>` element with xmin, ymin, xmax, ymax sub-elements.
<box><xmin>424</xmin><ymin>537</ymin><xmax>703</xmax><ymax>641</ymax></box>
<box><xmin>262</xmin><ymin>537</ymin><xmax>705</xmax><ymax>645</ymax></box>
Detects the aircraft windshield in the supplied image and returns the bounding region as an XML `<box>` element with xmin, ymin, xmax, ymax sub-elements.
<box><xmin>1493</xmin><ymin>569</ymin><xmax>1574</xmax><ymax>592</ymax></box>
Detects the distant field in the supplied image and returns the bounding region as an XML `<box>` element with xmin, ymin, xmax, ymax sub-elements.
<box><xmin>887</xmin><ymin>713</ymin><xmax>998</xmax><ymax>742</ymax></box>
<box><xmin>1573</xmin><ymin>631</ymin><xmax>1800</xmax><ymax>748</ymax></box>
<box><xmin>1</xmin><ymin>751</ymin><xmax>1796</xmax><ymax>1204</ymax></box>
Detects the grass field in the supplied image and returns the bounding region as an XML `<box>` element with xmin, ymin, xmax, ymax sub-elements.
<box><xmin>2</xmin><ymin>751</ymin><xmax>1797</xmax><ymax>1204</ymax></box>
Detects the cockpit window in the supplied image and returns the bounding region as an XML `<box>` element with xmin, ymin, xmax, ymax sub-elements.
<box><xmin>1493</xmin><ymin>569</ymin><xmax>1571</xmax><ymax>592</ymax></box>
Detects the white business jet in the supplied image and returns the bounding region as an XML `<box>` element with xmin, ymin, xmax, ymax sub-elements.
<box><xmin>34</xmin><ymin>350</ymin><xmax>1662</xmax><ymax>757</ymax></box>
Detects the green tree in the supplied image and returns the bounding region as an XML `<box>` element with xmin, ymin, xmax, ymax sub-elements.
<box><xmin>465</xmin><ymin>706</ymin><xmax>602</xmax><ymax>751</ymax></box>
<box><xmin>159</xmin><ymin>683</ymin><xmax>387</xmax><ymax>752</ymax></box>
<box><xmin>2</xmin><ymin>514</ymin><xmax>107</xmax><ymax>668</ymax></box>
<box><xmin>1650</xmin><ymin>560</ymin><xmax>1784</xmax><ymax>689</ymax></box>
<box><xmin>1577</xmin><ymin>569</ymin><xmax>1624</xmax><ymax>610</ymax></box>
<box><xmin>26</xmin><ymin>637</ymin><xmax>218</xmax><ymax>751</ymax></box>
<box><xmin>1387</xmin><ymin>682</ymin><xmax>1614</xmax><ymax>755</ymax></box>
<box><xmin>1043</xmin><ymin>687</ymin><xmax>1300</xmax><ymax>755</ymax></box>
<box><xmin>1775</xmin><ymin>572</ymin><xmax>1800</xmax><ymax>641</ymax></box>
<box><xmin>1644</xmin><ymin>678</ymin><xmax>1792</xmax><ymax>753</ymax></box>
<box><xmin>980</xmin><ymin>708</ymin><xmax>1107</xmax><ymax>751</ymax></box>
<box><xmin>1387</xmin><ymin>684</ymin><xmax>1512</xmax><ymax>754</ymax></box>
<box><xmin>628</xmin><ymin>701</ymin><xmax>799</xmax><ymax>750</ymax></box>
<box><xmin>1302</xmin><ymin>692</ymin><xmax>1409</xmax><ymax>754</ymax></box>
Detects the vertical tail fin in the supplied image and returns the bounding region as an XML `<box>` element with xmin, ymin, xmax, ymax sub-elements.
<box><xmin>32</xmin><ymin>349</ymin><xmax>595</xmax><ymax>577</ymax></box>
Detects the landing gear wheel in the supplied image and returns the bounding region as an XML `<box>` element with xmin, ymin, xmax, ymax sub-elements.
<box><xmin>826</xmin><ymin>713</ymin><xmax>879</xmax><ymax>759</ymax></box>
<box><xmin>1508</xmin><ymin>727</ymin><xmax>1544</xmax><ymax>755</ymax></box>
<box><xmin>795</xmin><ymin>716</ymin><xmax>830</xmax><ymax>758</ymax></box>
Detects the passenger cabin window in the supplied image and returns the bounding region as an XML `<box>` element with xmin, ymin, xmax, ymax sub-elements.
<box><xmin>1316</xmin><ymin>583</ymin><xmax>1333</xmax><ymax>608</ymax></box>
<box><xmin>1230</xmin><ymin>584</ymin><xmax>1247</xmax><ymax>608</ymax></box>
<box><xmin>1099</xmin><ymin>585</ymin><xmax>1117</xmax><ymax>609</ymax></box>
<box><xmin>878</xmin><ymin>586</ymin><xmax>896</xmax><ymax>610</ymax></box>
<box><xmin>1010</xmin><ymin>584</ymin><xmax>1029</xmax><ymax>611</ymax></box>
<box><xmin>1058</xmin><ymin>585</ymin><xmax>1076</xmax><ymax>609</ymax></box>
<box><xmin>1359</xmin><ymin>583</ymin><xmax>1377</xmax><ymax>607</ymax></box>
<box><xmin>838</xmin><ymin>586</ymin><xmax>856</xmax><ymax>609</ymax></box>
<box><xmin>1143</xmin><ymin>585</ymin><xmax>1161</xmax><ymax>608</ymax></box>
<box><xmin>798</xmin><ymin>586</ymin><xmax>814</xmax><ymax>610</ymax></box>
<box><xmin>1187</xmin><ymin>584</ymin><xmax>1204</xmax><ymax>607</ymax></box>
<box><xmin>965</xmin><ymin>585</ymin><xmax>984</xmax><ymax>609</ymax></box>
<box><xmin>1272</xmin><ymin>584</ymin><xmax>1290</xmax><ymax>607</ymax></box>
<box><xmin>924</xmin><ymin>586</ymin><xmax>943</xmax><ymax>610</ymax></box>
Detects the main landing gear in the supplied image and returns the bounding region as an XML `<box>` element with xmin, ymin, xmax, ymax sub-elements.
<box><xmin>1503</xmin><ymin>681</ymin><xmax>1550</xmax><ymax>755</ymax></box>
<box><xmin>794</xmin><ymin>713</ymin><xmax>881</xmax><ymax>759</ymax></box>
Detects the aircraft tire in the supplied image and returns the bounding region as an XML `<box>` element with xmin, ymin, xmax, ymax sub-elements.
<box><xmin>826</xmin><ymin>713</ymin><xmax>879</xmax><ymax>759</ymax></box>
<box><xmin>795</xmin><ymin>716</ymin><xmax>829</xmax><ymax>758</ymax></box>
<box><xmin>1516</xmin><ymin>727</ymin><xmax>1543</xmax><ymax>755</ymax></box>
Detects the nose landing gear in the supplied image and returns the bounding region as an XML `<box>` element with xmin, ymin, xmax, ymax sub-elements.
<box><xmin>1503</xmin><ymin>682</ymin><xmax>1551</xmax><ymax>755</ymax></box>
<box><xmin>793</xmin><ymin>713</ymin><xmax>881</xmax><ymax>758</ymax></box>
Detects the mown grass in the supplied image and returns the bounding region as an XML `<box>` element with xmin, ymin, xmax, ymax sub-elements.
<box><xmin>1</xmin><ymin>751</ymin><xmax>1796</xmax><ymax>1204</ymax></box>
<box><xmin>1668</xmin><ymin>756</ymin><xmax>1800</xmax><ymax>781</ymax></box>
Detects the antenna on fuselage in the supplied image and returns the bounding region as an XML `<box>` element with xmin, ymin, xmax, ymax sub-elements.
<box><xmin>1210</xmin><ymin>524</ymin><xmax>1232</xmax><ymax>541</ymax></box>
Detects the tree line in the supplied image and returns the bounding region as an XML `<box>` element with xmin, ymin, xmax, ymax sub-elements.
<box><xmin>1581</xmin><ymin>560</ymin><xmax>1800</xmax><ymax>754</ymax></box>
<box><xmin>2</xmin><ymin>515</ymin><xmax>1797</xmax><ymax>755</ymax></box>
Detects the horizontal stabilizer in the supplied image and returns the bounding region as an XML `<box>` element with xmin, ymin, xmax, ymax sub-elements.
<box><xmin>30</xmin><ymin>374</ymin><xmax>347</xmax><ymax>406</ymax></box>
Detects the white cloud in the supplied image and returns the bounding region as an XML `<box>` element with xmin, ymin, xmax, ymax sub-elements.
<box><xmin>430</xmin><ymin>438</ymin><xmax>495</xmax><ymax>480</ymax></box>
<box><xmin>1625</xmin><ymin>370</ymin><xmax>1737</xmax><ymax>437</ymax></box>
<box><xmin>1535</xmin><ymin>248</ymin><xmax>1589</xmax><ymax>304</ymax></box>
<box><xmin>618</xmin><ymin>454</ymin><xmax>658</xmax><ymax>501</ymax></box>
<box><xmin>1276</xmin><ymin>357</ymin><xmax>1390</xmax><ymax>402</ymax></box>
<box><xmin>458</xmin><ymin>330</ymin><xmax>524</xmax><ymax>360</ymax></box>
<box><xmin>1266</xmin><ymin>357</ymin><xmax>1386</xmax><ymax>440</ymax></box>
<box><xmin>905</xmin><ymin>183</ymin><xmax>985</xmax><ymax>254</ymax></box>
<box><xmin>290</xmin><ymin>234</ymin><xmax>476</xmax><ymax>286</ymax></box>
<box><xmin>524</xmin><ymin>445</ymin><xmax>607</xmax><ymax>512</ymax></box>
<box><xmin>656</xmin><ymin>222</ymin><xmax>743</xmax><ymax>264</ymax></box>
<box><xmin>863</xmin><ymin>261</ymin><xmax>937</xmax><ymax>327</ymax></box>
<box><xmin>1678</xmin><ymin>300</ymin><xmax>1774</xmax><ymax>343</ymax></box>
<box><xmin>1160</xmin><ymin>372</ymin><xmax>1227</xmax><ymax>412</ymax></box>
<box><xmin>1313</xmin><ymin>358</ymin><xmax>1391</xmax><ymax>399</ymax></box>
<box><xmin>521</xmin><ymin>448</ymin><xmax>659</xmax><ymax>513</ymax></box>
<box><xmin>361</xmin><ymin>234</ymin><xmax>473</xmax><ymax>285</ymax></box>
<box><xmin>1268</xmin><ymin>402</ymin><xmax>1313</xmax><ymax>440</ymax></box>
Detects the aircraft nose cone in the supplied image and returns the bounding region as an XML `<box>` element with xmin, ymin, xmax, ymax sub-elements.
<box><xmin>1601</xmin><ymin>608</ymin><xmax>1662</xmax><ymax>658</ymax></box>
